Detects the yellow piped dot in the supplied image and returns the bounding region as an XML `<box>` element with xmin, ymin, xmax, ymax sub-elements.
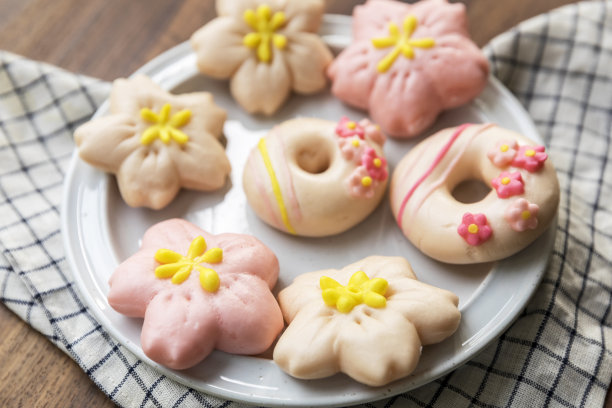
<box><xmin>468</xmin><ymin>223</ymin><xmax>479</xmax><ymax>234</ymax></box>
<box><xmin>501</xmin><ymin>177</ymin><xmax>511</xmax><ymax>185</ymax></box>
<box><xmin>361</xmin><ymin>176</ymin><xmax>373</xmax><ymax>187</ymax></box>
<box><xmin>500</xmin><ymin>144</ymin><xmax>509</xmax><ymax>152</ymax></box>
<box><xmin>351</xmin><ymin>139</ymin><xmax>360</xmax><ymax>147</ymax></box>
<box><xmin>525</xmin><ymin>149</ymin><xmax>536</xmax><ymax>157</ymax></box>
<box><xmin>521</xmin><ymin>210</ymin><xmax>531</xmax><ymax>220</ymax></box>
<box><xmin>347</xmin><ymin>121</ymin><xmax>356</xmax><ymax>130</ymax></box>
<box><xmin>373</xmin><ymin>158</ymin><xmax>382</xmax><ymax>168</ymax></box>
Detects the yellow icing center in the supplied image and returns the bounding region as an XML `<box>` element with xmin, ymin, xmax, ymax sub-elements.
<box><xmin>521</xmin><ymin>210</ymin><xmax>531</xmax><ymax>220</ymax></box>
<box><xmin>500</xmin><ymin>144</ymin><xmax>509</xmax><ymax>152</ymax></box>
<box><xmin>361</xmin><ymin>176</ymin><xmax>373</xmax><ymax>187</ymax></box>
<box><xmin>140</xmin><ymin>104</ymin><xmax>191</xmax><ymax>146</ymax></box>
<box><xmin>243</xmin><ymin>5</ymin><xmax>287</xmax><ymax>63</ymax></box>
<box><xmin>346</xmin><ymin>121</ymin><xmax>357</xmax><ymax>129</ymax></box>
<box><xmin>154</xmin><ymin>236</ymin><xmax>222</xmax><ymax>292</ymax></box>
<box><xmin>373</xmin><ymin>158</ymin><xmax>382</xmax><ymax>168</ymax></box>
<box><xmin>371</xmin><ymin>15</ymin><xmax>435</xmax><ymax>73</ymax></box>
<box><xmin>320</xmin><ymin>271</ymin><xmax>388</xmax><ymax>313</ymax></box>
<box><xmin>352</xmin><ymin>139</ymin><xmax>360</xmax><ymax>147</ymax></box>
<box><xmin>525</xmin><ymin>149</ymin><xmax>536</xmax><ymax>157</ymax></box>
<box><xmin>501</xmin><ymin>177</ymin><xmax>511</xmax><ymax>185</ymax></box>
<box><xmin>468</xmin><ymin>223</ymin><xmax>479</xmax><ymax>234</ymax></box>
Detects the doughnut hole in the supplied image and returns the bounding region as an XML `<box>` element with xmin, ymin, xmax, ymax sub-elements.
<box><xmin>451</xmin><ymin>179</ymin><xmax>491</xmax><ymax>204</ymax></box>
<box><xmin>294</xmin><ymin>136</ymin><xmax>334</xmax><ymax>174</ymax></box>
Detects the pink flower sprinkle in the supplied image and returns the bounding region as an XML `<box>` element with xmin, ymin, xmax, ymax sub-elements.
<box><xmin>338</xmin><ymin>137</ymin><xmax>365</xmax><ymax>164</ymax></box>
<box><xmin>511</xmin><ymin>145</ymin><xmax>548</xmax><ymax>172</ymax></box>
<box><xmin>362</xmin><ymin>147</ymin><xmax>388</xmax><ymax>181</ymax></box>
<box><xmin>336</xmin><ymin>116</ymin><xmax>366</xmax><ymax>139</ymax></box>
<box><xmin>487</xmin><ymin>140</ymin><xmax>518</xmax><ymax>168</ymax></box>
<box><xmin>345</xmin><ymin>166</ymin><xmax>376</xmax><ymax>198</ymax></box>
<box><xmin>491</xmin><ymin>171</ymin><xmax>524</xmax><ymax>198</ymax></box>
<box><xmin>457</xmin><ymin>213</ymin><xmax>492</xmax><ymax>246</ymax></box>
<box><xmin>505</xmin><ymin>198</ymin><xmax>539</xmax><ymax>232</ymax></box>
<box><xmin>359</xmin><ymin>118</ymin><xmax>386</xmax><ymax>145</ymax></box>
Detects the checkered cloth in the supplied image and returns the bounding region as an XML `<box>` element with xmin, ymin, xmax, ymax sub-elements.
<box><xmin>1</xmin><ymin>1</ymin><xmax>611</xmax><ymax>407</ymax></box>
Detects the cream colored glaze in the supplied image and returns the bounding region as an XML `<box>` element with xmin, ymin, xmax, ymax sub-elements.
<box><xmin>273</xmin><ymin>255</ymin><xmax>461</xmax><ymax>386</ymax></box>
<box><xmin>107</xmin><ymin>218</ymin><xmax>283</xmax><ymax>370</ymax></box>
<box><xmin>242</xmin><ymin>118</ymin><xmax>388</xmax><ymax>237</ymax></box>
<box><xmin>390</xmin><ymin>124</ymin><xmax>560</xmax><ymax>264</ymax></box>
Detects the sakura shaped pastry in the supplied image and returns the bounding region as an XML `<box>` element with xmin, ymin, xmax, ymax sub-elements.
<box><xmin>328</xmin><ymin>0</ymin><xmax>489</xmax><ymax>138</ymax></box>
<box><xmin>191</xmin><ymin>0</ymin><xmax>333</xmax><ymax>115</ymax></box>
<box><xmin>107</xmin><ymin>219</ymin><xmax>284</xmax><ymax>370</ymax></box>
<box><xmin>74</xmin><ymin>75</ymin><xmax>230</xmax><ymax>209</ymax></box>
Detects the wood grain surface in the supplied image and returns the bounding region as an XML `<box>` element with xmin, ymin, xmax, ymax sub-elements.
<box><xmin>0</xmin><ymin>1</ymin><xmax>601</xmax><ymax>407</ymax></box>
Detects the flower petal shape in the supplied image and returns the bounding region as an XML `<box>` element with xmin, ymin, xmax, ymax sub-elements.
<box><xmin>74</xmin><ymin>75</ymin><xmax>231</xmax><ymax>209</ymax></box>
<box><xmin>328</xmin><ymin>0</ymin><xmax>489</xmax><ymax>138</ymax></box>
<box><xmin>191</xmin><ymin>0</ymin><xmax>332</xmax><ymax>115</ymax></box>
<box><xmin>108</xmin><ymin>218</ymin><xmax>284</xmax><ymax>370</ymax></box>
<box><xmin>273</xmin><ymin>256</ymin><xmax>460</xmax><ymax>386</ymax></box>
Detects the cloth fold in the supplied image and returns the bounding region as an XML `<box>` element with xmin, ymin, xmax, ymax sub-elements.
<box><xmin>1</xmin><ymin>1</ymin><xmax>611</xmax><ymax>407</ymax></box>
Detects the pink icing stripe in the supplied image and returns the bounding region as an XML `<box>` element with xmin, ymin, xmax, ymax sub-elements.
<box><xmin>408</xmin><ymin>123</ymin><xmax>496</xmax><ymax>219</ymax></box>
<box><xmin>272</xmin><ymin>129</ymin><xmax>302</xmax><ymax>222</ymax></box>
<box><xmin>250</xmin><ymin>154</ymin><xmax>283</xmax><ymax>229</ymax></box>
<box><xmin>396</xmin><ymin>123</ymin><xmax>472</xmax><ymax>228</ymax></box>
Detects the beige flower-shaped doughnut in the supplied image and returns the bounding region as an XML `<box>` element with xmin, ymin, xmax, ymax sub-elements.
<box><xmin>273</xmin><ymin>256</ymin><xmax>461</xmax><ymax>386</ymax></box>
<box><xmin>74</xmin><ymin>75</ymin><xmax>230</xmax><ymax>209</ymax></box>
<box><xmin>191</xmin><ymin>0</ymin><xmax>333</xmax><ymax>115</ymax></box>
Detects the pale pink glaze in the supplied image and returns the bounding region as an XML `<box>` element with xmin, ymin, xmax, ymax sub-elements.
<box><xmin>107</xmin><ymin>218</ymin><xmax>283</xmax><ymax>370</ymax></box>
<box><xmin>327</xmin><ymin>0</ymin><xmax>489</xmax><ymax>138</ymax></box>
<box><xmin>396</xmin><ymin>123</ymin><xmax>471</xmax><ymax>226</ymax></box>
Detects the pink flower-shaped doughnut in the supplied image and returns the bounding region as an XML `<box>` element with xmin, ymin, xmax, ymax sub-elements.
<box><xmin>74</xmin><ymin>75</ymin><xmax>230</xmax><ymax>209</ymax></box>
<box><xmin>390</xmin><ymin>124</ymin><xmax>560</xmax><ymax>263</ymax></box>
<box><xmin>273</xmin><ymin>256</ymin><xmax>461</xmax><ymax>386</ymax></box>
<box><xmin>243</xmin><ymin>117</ymin><xmax>388</xmax><ymax>237</ymax></box>
<box><xmin>107</xmin><ymin>219</ymin><xmax>284</xmax><ymax>370</ymax></box>
<box><xmin>191</xmin><ymin>0</ymin><xmax>333</xmax><ymax>115</ymax></box>
<box><xmin>328</xmin><ymin>0</ymin><xmax>489</xmax><ymax>139</ymax></box>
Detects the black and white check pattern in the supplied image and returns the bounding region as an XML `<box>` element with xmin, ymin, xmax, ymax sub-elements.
<box><xmin>1</xmin><ymin>1</ymin><xmax>611</xmax><ymax>407</ymax></box>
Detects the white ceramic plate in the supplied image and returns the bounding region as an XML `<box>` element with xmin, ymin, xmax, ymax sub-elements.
<box><xmin>61</xmin><ymin>15</ymin><xmax>555</xmax><ymax>407</ymax></box>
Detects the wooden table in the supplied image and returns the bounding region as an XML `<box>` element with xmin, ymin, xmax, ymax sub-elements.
<box><xmin>0</xmin><ymin>0</ymin><xmax>596</xmax><ymax>407</ymax></box>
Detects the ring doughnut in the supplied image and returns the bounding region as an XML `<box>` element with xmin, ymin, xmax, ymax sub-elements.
<box><xmin>243</xmin><ymin>117</ymin><xmax>388</xmax><ymax>237</ymax></box>
<box><xmin>390</xmin><ymin>123</ymin><xmax>560</xmax><ymax>264</ymax></box>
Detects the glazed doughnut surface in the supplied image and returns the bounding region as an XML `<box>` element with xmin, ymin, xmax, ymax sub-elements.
<box><xmin>243</xmin><ymin>117</ymin><xmax>388</xmax><ymax>237</ymax></box>
<box><xmin>390</xmin><ymin>124</ymin><xmax>560</xmax><ymax>264</ymax></box>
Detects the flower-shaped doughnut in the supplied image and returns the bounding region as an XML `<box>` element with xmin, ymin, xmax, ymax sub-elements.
<box><xmin>74</xmin><ymin>75</ymin><xmax>231</xmax><ymax>209</ymax></box>
<box><xmin>107</xmin><ymin>218</ymin><xmax>284</xmax><ymax>370</ymax></box>
<box><xmin>191</xmin><ymin>0</ymin><xmax>333</xmax><ymax>115</ymax></box>
<box><xmin>328</xmin><ymin>0</ymin><xmax>489</xmax><ymax>138</ymax></box>
<box><xmin>273</xmin><ymin>256</ymin><xmax>461</xmax><ymax>386</ymax></box>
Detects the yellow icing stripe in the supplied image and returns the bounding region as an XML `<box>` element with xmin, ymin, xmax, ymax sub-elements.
<box><xmin>257</xmin><ymin>138</ymin><xmax>296</xmax><ymax>234</ymax></box>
